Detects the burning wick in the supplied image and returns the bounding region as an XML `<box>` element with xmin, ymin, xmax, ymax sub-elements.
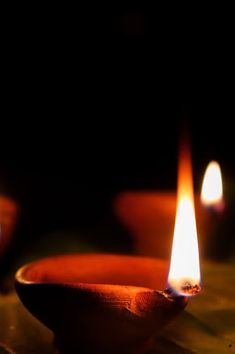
<box><xmin>164</xmin><ymin>282</ymin><xmax>201</xmax><ymax>298</ymax></box>
<box><xmin>201</xmin><ymin>161</ymin><xmax>224</xmax><ymax>212</ymax></box>
<box><xmin>166</xmin><ymin>281</ymin><xmax>201</xmax><ymax>297</ymax></box>
<box><xmin>168</xmin><ymin>136</ymin><xmax>201</xmax><ymax>297</ymax></box>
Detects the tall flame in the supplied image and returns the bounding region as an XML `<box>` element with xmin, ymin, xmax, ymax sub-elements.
<box><xmin>201</xmin><ymin>161</ymin><xmax>223</xmax><ymax>208</ymax></box>
<box><xmin>168</xmin><ymin>138</ymin><xmax>201</xmax><ymax>296</ymax></box>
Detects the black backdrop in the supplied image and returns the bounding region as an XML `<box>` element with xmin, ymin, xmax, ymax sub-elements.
<box><xmin>1</xmin><ymin>5</ymin><xmax>234</xmax><ymax>278</ymax></box>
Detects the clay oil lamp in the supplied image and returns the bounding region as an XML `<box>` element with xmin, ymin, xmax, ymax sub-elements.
<box><xmin>114</xmin><ymin>161</ymin><xmax>224</xmax><ymax>261</ymax></box>
<box><xmin>200</xmin><ymin>160</ymin><xmax>224</xmax><ymax>258</ymax></box>
<box><xmin>15</xmin><ymin>254</ymin><xmax>187</xmax><ymax>354</ymax></box>
<box><xmin>114</xmin><ymin>191</ymin><xmax>213</xmax><ymax>259</ymax></box>
<box><xmin>200</xmin><ymin>160</ymin><xmax>234</xmax><ymax>259</ymax></box>
<box><xmin>0</xmin><ymin>194</ymin><xmax>19</xmax><ymax>259</ymax></box>
<box><xmin>114</xmin><ymin>190</ymin><xmax>177</xmax><ymax>259</ymax></box>
<box><xmin>15</xmin><ymin>141</ymin><xmax>202</xmax><ymax>354</ymax></box>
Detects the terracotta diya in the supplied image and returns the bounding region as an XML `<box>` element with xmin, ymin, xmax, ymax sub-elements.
<box><xmin>15</xmin><ymin>132</ymin><xmax>202</xmax><ymax>353</ymax></box>
<box><xmin>114</xmin><ymin>156</ymin><xmax>221</xmax><ymax>261</ymax></box>
<box><xmin>0</xmin><ymin>194</ymin><xmax>19</xmax><ymax>258</ymax></box>
<box><xmin>114</xmin><ymin>191</ymin><xmax>208</xmax><ymax>258</ymax></box>
<box><xmin>15</xmin><ymin>254</ymin><xmax>187</xmax><ymax>354</ymax></box>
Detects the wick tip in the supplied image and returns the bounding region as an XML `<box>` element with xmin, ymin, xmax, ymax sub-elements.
<box><xmin>164</xmin><ymin>282</ymin><xmax>201</xmax><ymax>297</ymax></box>
<box><xmin>181</xmin><ymin>283</ymin><xmax>201</xmax><ymax>296</ymax></box>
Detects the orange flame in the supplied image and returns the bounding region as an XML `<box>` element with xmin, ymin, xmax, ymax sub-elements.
<box><xmin>201</xmin><ymin>161</ymin><xmax>223</xmax><ymax>209</ymax></box>
<box><xmin>168</xmin><ymin>139</ymin><xmax>201</xmax><ymax>296</ymax></box>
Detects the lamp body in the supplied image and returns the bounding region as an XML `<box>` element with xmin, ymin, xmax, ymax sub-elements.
<box><xmin>15</xmin><ymin>254</ymin><xmax>187</xmax><ymax>354</ymax></box>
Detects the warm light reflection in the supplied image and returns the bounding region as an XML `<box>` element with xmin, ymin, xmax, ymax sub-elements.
<box><xmin>201</xmin><ymin>161</ymin><xmax>223</xmax><ymax>207</ymax></box>
<box><xmin>168</xmin><ymin>139</ymin><xmax>201</xmax><ymax>296</ymax></box>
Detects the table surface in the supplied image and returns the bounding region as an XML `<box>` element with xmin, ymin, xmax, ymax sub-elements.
<box><xmin>0</xmin><ymin>260</ymin><xmax>235</xmax><ymax>354</ymax></box>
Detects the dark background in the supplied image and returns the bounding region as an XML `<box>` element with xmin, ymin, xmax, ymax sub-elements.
<box><xmin>1</xmin><ymin>5</ymin><xmax>234</xmax><ymax>277</ymax></box>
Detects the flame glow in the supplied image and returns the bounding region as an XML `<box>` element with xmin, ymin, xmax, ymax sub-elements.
<box><xmin>168</xmin><ymin>140</ymin><xmax>201</xmax><ymax>296</ymax></box>
<box><xmin>201</xmin><ymin>161</ymin><xmax>223</xmax><ymax>207</ymax></box>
